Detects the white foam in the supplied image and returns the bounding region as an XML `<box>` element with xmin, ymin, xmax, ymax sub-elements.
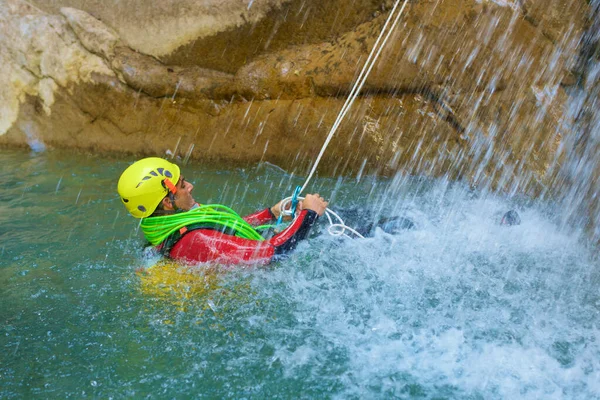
<box><xmin>257</xmin><ymin>181</ymin><xmax>600</xmax><ymax>398</ymax></box>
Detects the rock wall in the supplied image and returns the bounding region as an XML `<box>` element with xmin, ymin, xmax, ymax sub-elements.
<box><xmin>0</xmin><ymin>0</ymin><xmax>592</xmax><ymax>201</ymax></box>
<box><xmin>28</xmin><ymin>0</ymin><xmax>290</xmax><ymax>58</ymax></box>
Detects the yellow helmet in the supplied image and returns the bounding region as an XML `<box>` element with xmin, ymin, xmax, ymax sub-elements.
<box><xmin>117</xmin><ymin>157</ymin><xmax>180</xmax><ymax>218</ymax></box>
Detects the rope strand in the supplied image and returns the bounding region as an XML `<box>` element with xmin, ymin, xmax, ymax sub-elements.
<box><xmin>141</xmin><ymin>204</ymin><xmax>264</xmax><ymax>245</ymax></box>
<box><xmin>300</xmin><ymin>0</ymin><xmax>409</xmax><ymax>194</ymax></box>
<box><xmin>282</xmin><ymin>0</ymin><xmax>409</xmax><ymax>238</ymax></box>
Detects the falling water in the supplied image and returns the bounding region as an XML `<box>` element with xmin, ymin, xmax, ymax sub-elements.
<box><xmin>551</xmin><ymin>0</ymin><xmax>600</xmax><ymax>245</ymax></box>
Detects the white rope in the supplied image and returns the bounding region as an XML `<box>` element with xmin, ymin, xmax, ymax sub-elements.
<box><xmin>278</xmin><ymin>196</ymin><xmax>366</xmax><ymax>238</ymax></box>
<box><xmin>280</xmin><ymin>0</ymin><xmax>409</xmax><ymax>238</ymax></box>
<box><xmin>300</xmin><ymin>0</ymin><xmax>409</xmax><ymax>194</ymax></box>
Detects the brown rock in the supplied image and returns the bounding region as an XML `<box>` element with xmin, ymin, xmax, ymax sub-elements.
<box><xmin>111</xmin><ymin>47</ymin><xmax>237</xmax><ymax>100</ymax></box>
<box><xmin>0</xmin><ymin>0</ymin><xmax>591</xmax><ymax>203</ymax></box>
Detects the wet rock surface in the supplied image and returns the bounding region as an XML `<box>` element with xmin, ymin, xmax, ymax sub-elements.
<box><xmin>0</xmin><ymin>0</ymin><xmax>595</xmax><ymax>232</ymax></box>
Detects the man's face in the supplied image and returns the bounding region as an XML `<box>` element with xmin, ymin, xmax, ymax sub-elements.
<box><xmin>171</xmin><ymin>176</ymin><xmax>196</xmax><ymax>211</ymax></box>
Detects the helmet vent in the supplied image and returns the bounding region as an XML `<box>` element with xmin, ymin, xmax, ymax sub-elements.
<box><xmin>138</xmin><ymin>205</ymin><xmax>147</xmax><ymax>212</ymax></box>
<box><xmin>122</xmin><ymin>198</ymin><xmax>129</xmax><ymax>203</ymax></box>
<box><xmin>135</xmin><ymin>169</ymin><xmax>173</xmax><ymax>189</ymax></box>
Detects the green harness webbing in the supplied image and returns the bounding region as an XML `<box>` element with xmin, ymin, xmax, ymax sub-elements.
<box><xmin>140</xmin><ymin>204</ymin><xmax>266</xmax><ymax>246</ymax></box>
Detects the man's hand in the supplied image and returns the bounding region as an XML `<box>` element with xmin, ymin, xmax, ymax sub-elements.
<box><xmin>270</xmin><ymin>193</ymin><xmax>328</xmax><ymax>219</ymax></box>
<box><xmin>270</xmin><ymin>199</ymin><xmax>292</xmax><ymax>220</ymax></box>
<box><xmin>300</xmin><ymin>193</ymin><xmax>328</xmax><ymax>216</ymax></box>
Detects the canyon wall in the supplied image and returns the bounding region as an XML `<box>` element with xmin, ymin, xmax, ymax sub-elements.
<box><xmin>1</xmin><ymin>0</ymin><xmax>594</xmax><ymax>236</ymax></box>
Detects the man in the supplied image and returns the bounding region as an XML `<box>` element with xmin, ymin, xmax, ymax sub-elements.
<box><xmin>118</xmin><ymin>157</ymin><xmax>328</xmax><ymax>265</ymax></box>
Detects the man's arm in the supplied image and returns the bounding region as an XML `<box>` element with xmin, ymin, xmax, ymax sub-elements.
<box><xmin>169</xmin><ymin>209</ymin><xmax>319</xmax><ymax>265</ymax></box>
<box><xmin>242</xmin><ymin>208</ymin><xmax>276</xmax><ymax>225</ymax></box>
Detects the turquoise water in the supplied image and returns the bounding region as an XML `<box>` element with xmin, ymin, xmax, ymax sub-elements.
<box><xmin>1</xmin><ymin>148</ymin><xmax>599</xmax><ymax>399</ymax></box>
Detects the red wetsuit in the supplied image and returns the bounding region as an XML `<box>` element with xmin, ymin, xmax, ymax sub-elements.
<box><xmin>158</xmin><ymin>208</ymin><xmax>319</xmax><ymax>265</ymax></box>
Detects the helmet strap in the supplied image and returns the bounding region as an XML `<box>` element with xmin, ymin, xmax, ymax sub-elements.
<box><xmin>163</xmin><ymin>178</ymin><xmax>178</xmax><ymax>194</ymax></box>
<box><xmin>168</xmin><ymin>192</ymin><xmax>180</xmax><ymax>212</ymax></box>
<box><xmin>162</xmin><ymin>178</ymin><xmax>180</xmax><ymax>212</ymax></box>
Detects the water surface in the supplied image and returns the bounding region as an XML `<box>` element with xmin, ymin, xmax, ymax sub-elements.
<box><xmin>1</xmin><ymin>148</ymin><xmax>599</xmax><ymax>399</ymax></box>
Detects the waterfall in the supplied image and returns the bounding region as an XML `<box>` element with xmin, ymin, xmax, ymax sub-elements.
<box><xmin>553</xmin><ymin>0</ymin><xmax>600</xmax><ymax>245</ymax></box>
